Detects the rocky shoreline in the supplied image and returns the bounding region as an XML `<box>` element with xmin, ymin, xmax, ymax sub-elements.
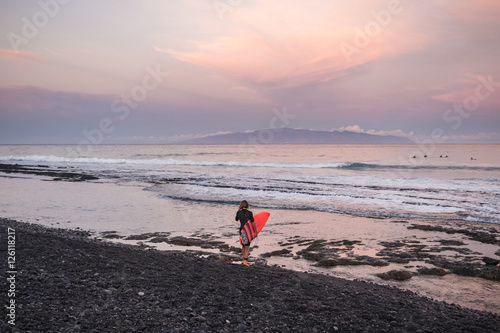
<box><xmin>2</xmin><ymin>218</ymin><xmax>500</xmax><ymax>332</ymax></box>
<box><xmin>0</xmin><ymin>164</ymin><xmax>99</xmax><ymax>182</ymax></box>
<box><xmin>102</xmin><ymin>221</ymin><xmax>500</xmax><ymax>284</ymax></box>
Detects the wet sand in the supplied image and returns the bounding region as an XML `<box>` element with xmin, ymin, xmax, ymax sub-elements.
<box><xmin>2</xmin><ymin>218</ymin><xmax>500</xmax><ymax>333</ymax></box>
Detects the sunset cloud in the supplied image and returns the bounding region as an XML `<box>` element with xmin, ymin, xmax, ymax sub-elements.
<box><xmin>0</xmin><ymin>49</ymin><xmax>43</xmax><ymax>63</ymax></box>
<box><xmin>157</xmin><ymin>0</ymin><xmax>428</xmax><ymax>91</ymax></box>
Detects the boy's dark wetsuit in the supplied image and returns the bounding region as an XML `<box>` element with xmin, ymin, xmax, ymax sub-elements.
<box><xmin>235</xmin><ymin>209</ymin><xmax>254</xmax><ymax>245</ymax></box>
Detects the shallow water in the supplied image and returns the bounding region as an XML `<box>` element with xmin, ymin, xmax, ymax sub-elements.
<box><xmin>1</xmin><ymin>144</ymin><xmax>499</xmax><ymax>224</ymax></box>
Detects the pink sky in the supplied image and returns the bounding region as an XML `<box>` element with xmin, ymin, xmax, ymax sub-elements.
<box><xmin>0</xmin><ymin>0</ymin><xmax>499</xmax><ymax>143</ymax></box>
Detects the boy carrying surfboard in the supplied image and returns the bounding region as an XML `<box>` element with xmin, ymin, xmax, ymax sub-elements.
<box><xmin>236</xmin><ymin>200</ymin><xmax>255</xmax><ymax>266</ymax></box>
<box><xmin>236</xmin><ymin>200</ymin><xmax>270</xmax><ymax>266</ymax></box>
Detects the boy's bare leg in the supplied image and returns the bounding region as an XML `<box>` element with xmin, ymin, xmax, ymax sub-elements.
<box><xmin>242</xmin><ymin>246</ymin><xmax>250</xmax><ymax>266</ymax></box>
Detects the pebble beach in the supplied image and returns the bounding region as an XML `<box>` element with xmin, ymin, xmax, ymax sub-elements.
<box><xmin>2</xmin><ymin>218</ymin><xmax>500</xmax><ymax>333</ymax></box>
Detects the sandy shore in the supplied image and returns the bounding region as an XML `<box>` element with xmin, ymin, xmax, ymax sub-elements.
<box><xmin>2</xmin><ymin>218</ymin><xmax>500</xmax><ymax>333</ymax></box>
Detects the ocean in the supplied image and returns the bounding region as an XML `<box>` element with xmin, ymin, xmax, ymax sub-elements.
<box><xmin>1</xmin><ymin>144</ymin><xmax>499</xmax><ymax>226</ymax></box>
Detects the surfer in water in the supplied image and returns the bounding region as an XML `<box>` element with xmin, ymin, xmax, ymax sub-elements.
<box><xmin>236</xmin><ymin>200</ymin><xmax>257</xmax><ymax>266</ymax></box>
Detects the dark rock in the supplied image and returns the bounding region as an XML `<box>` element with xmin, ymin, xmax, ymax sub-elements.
<box><xmin>380</xmin><ymin>241</ymin><xmax>406</xmax><ymax>248</ymax></box>
<box><xmin>102</xmin><ymin>234</ymin><xmax>122</xmax><ymax>239</ymax></box>
<box><xmin>316</xmin><ymin>257</ymin><xmax>385</xmax><ymax>267</ymax></box>
<box><xmin>377</xmin><ymin>270</ymin><xmax>413</xmax><ymax>281</ymax></box>
<box><xmin>452</xmin><ymin>265</ymin><xmax>479</xmax><ymax>277</ymax></box>
<box><xmin>479</xmin><ymin>266</ymin><xmax>500</xmax><ymax>281</ymax></box>
<box><xmin>417</xmin><ymin>267</ymin><xmax>448</xmax><ymax>276</ymax></box>
<box><xmin>125</xmin><ymin>233</ymin><xmax>155</xmax><ymax>240</ymax></box>
<box><xmin>482</xmin><ymin>257</ymin><xmax>500</xmax><ymax>265</ymax></box>
<box><xmin>408</xmin><ymin>224</ymin><xmax>499</xmax><ymax>245</ymax></box>
<box><xmin>437</xmin><ymin>239</ymin><xmax>466</xmax><ymax>246</ymax></box>
<box><xmin>261</xmin><ymin>249</ymin><xmax>292</xmax><ymax>258</ymax></box>
<box><xmin>304</xmin><ymin>239</ymin><xmax>328</xmax><ymax>251</ymax></box>
<box><xmin>316</xmin><ymin>259</ymin><xmax>338</xmax><ymax>267</ymax></box>
<box><xmin>298</xmin><ymin>251</ymin><xmax>325</xmax><ymax>261</ymax></box>
<box><xmin>0</xmin><ymin>163</ymin><xmax>98</xmax><ymax>182</ymax></box>
<box><xmin>387</xmin><ymin>257</ymin><xmax>411</xmax><ymax>264</ymax></box>
<box><xmin>342</xmin><ymin>240</ymin><xmax>362</xmax><ymax>246</ymax></box>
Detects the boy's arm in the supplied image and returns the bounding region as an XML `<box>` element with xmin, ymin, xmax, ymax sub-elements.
<box><xmin>252</xmin><ymin>221</ymin><xmax>258</xmax><ymax>234</ymax></box>
<box><xmin>250</xmin><ymin>212</ymin><xmax>257</xmax><ymax>234</ymax></box>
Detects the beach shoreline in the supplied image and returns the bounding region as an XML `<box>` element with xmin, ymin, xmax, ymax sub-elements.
<box><xmin>2</xmin><ymin>218</ymin><xmax>500</xmax><ymax>332</ymax></box>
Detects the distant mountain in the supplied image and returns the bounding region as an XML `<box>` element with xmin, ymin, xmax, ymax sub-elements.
<box><xmin>180</xmin><ymin>128</ymin><xmax>413</xmax><ymax>144</ymax></box>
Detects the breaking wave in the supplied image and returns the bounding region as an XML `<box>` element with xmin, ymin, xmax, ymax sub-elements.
<box><xmin>1</xmin><ymin>155</ymin><xmax>499</xmax><ymax>171</ymax></box>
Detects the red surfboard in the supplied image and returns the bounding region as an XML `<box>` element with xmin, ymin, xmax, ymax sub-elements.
<box><xmin>239</xmin><ymin>212</ymin><xmax>270</xmax><ymax>246</ymax></box>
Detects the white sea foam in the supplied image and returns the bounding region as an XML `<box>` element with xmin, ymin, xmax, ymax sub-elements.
<box><xmin>147</xmin><ymin>179</ymin><xmax>481</xmax><ymax>222</ymax></box>
<box><xmin>0</xmin><ymin>155</ymin><xmax>352</xmax><ymax>169</ymax></box>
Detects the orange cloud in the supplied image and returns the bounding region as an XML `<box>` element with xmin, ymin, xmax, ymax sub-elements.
<box><xmin>0</xmin><ymin>49</ymin><xmax>43</xmax><ymax>63</ymax></box>
<box><xmin>157</xmin><ymin>30</ymin><xmax>352</xmax><ymax>90</ymax></box>
<box><xmin>156</xmin><ymin>1</ymin><xmax>427</xmax><ymax>91</ymax></box>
